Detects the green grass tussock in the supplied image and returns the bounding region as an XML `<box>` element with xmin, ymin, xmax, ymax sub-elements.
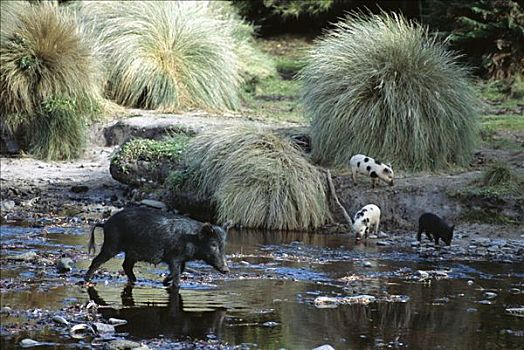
<box><xmin>1</xmin><ymin>1</ymin><xmax>101</xmax><ymax>159</ymax></box>
<box><xmin>299</xmin><ymin>12</ymin><xmax>480</xmax><ymax>171</ymax></box>
<box><xmin>185</xmin><ymin>127</ymin><xmax>331</xmax><ymax>230</ymax></box>
<box><xmin>78</xmin><ymin>1</ymin><xmax>261</xmax><ymax>112</ymax></box>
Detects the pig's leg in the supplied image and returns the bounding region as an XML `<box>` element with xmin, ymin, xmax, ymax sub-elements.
<box><xmin>352</xmin><ymin>168</ymin><xmax>357</xmax><ymax>185</ymax></box>
<box><xmin>122</xmin><ymin>257</ymin><xmax>137</xmax><ymax>284</ymax></box>
<box><xmin>434</xmin><ymin>235</ymin><xmax>440</xmax><ymax>246</ymax></box>
<box><xmin>84</xmin><ymin>248</ymin><xmax>116</xmax><ymax>281</ymax></box>
<box><xmin>162</xmin><ymin>262</ymin><xmax>184</xmax><ymax>286</ymax></box>
<box><xmin>165</xmin><ymin>260</ymin><xmax>182</xmax><ymax>289</ymax></box>
<box><xmin>371</xmin><ymin>177</ymin><xmax>377</xmax><ymax>189</ymax></box>
<box><xmin>375</xmin><ymin>219</ymin><xmax>380</xmax><ymax>235</ymax></box>
<box><xmin>417</xmin><ymin>227</ymin><xmax>423</xmax><ymax>241</ymax></box>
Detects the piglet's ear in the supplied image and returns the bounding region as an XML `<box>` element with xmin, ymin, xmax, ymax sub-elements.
<box><xmin>199</xmin><ymin>223</ymin><xmax>214</xmax><ymax>239</ymax></box>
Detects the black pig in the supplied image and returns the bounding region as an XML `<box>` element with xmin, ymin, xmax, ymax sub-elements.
<box><xmin>84</xmin><ymin>207</ymin><xmax>230</xmax><ymax>288</ymax></box>
<box><xmin>417</xmin><ymin>213</ymin><xmax>454</xmax><ymax>246</ymax></box>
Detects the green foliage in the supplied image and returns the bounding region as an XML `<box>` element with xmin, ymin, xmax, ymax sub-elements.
<box><xmin>233</xmin><ymin>0</ymin><xmax>334</xmax><ymax>20</ymax></box>
<box><xmin>0</xmin><ymin>1</ymin><xmax>101</xmax><ymax>159</ymax></box>
<box><xmin>113</xmin><ymin>135</ymin><xmax>191</xmax><ymax>172</ymax></box>
<box><xmin>422</xmin><ymin>0</ymin><xmax>524</xmax><ymax>80</ymax></box>
<box><xmin>451</xmin><ymin>163</ymin><xmax>523</xmax><ymax>200</ymax></box>
<box><xmin>299</xmin><ymin>12</ymin><xmax>480</xmax><ymax>171</ymax></box>
<box><xmin>28</xmin><ymin>96</ymin><xmax>87</xmax><ymax>160</ymax></box>
<box><xmin>185</xmin><ymin>127</ymin><xmax>331</xmax><ymax>230</ymax></box>
<box><xmin>78</xmin><ymin>1</ymin><xmax>270</xmax><ymax>112</ymax></box>
<box><xmin>166</xmin><ymin>169</ymin><xmax>189</xmax><ymax>193</ymax></box>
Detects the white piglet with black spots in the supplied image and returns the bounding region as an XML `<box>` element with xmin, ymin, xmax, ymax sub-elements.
<box><xmin>352</xmin><ymin>204</ymin><xmax>381</xmax><ymax>240</ymax></box>
<box><xmin>349</xmin><ymin>154</ymin><xmax>394</xmax><ymax>188</ymax></box>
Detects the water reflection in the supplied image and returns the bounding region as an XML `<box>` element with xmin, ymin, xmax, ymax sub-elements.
<box><xmin>87</xmin><ymin>286</ymin><xmax>227</xmax><ymax>340</ymax></box>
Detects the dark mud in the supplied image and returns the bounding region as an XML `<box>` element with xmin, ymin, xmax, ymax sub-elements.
<box><xmin>1</xmin><ymin>224</ymin><xmax>523</xmax><ymax>350</ymax></box>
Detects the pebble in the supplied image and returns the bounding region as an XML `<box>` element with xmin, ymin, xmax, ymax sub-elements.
<box><xmin>52</xmin><ymin>315</ymin><xmax>69</xmax><ymax>326</ymax></box>
<box><xmin>411</xmin><ymin>241</ymin><xmax>420</xmax><ymax>247</ymax></box>
<box><xmin>103</xmin><ymin>340</ymin><xmax>148</xmax><ymax>350</ymax></box>
<box><xmin>93</xmin><ymin>322</ymin><xmax>116</xmax><ymax>334</ymax></box>
<box><xmin>10</xmin><ymin>251</ymin><xmax>37</xmax><ymax>262</ymax></box>
<box><xmin>363</xmin><ymin>261</ymin><xmax>373</xmax><ymax>267</ymax></box>
<box><xmin>1</xmin><ymin>200</ymin><xmax>16</xmax><ymax>211</ymax></box>
<box><xmin>139</xmin><ymin>199</ymin><xmax>167</xmax><ymax>210</ymax></box>
<box><xmin>56</xmin><ymin>258</ymin><xmax>74</xmax><ymax>273</ymax></box>
<box><xmin>466</xmin><ymin>308</ymin><xmax>478</xmax><ymax>313</ymax></box>
<box><xmin>484</xmin><ymin>292</ymin><xmax>498</xmax><ymax>299</ymax></box>
<box><xmin>108</xmin><ymin>318</ymin><xmax>128</xmax><ymax>326</ymax></box>
<box><xmin>312</xmin><ymin>345</ymin><xmax>335</xmax><ymax>350</ymax></box>
<box><xmin>262</xmin><ymin>321</ymin><xmax>279</xmax><ymax>327</ymax></box>
<box><xmin>376</xmin><ymin>241</ymin><xmax>389</xmax><ymax>246</ymax></box>
<box><xmin>467</xmin><ymin>280</ymin><xmax>474</xmax><ymax>286</ymax></box>
<box><xmin>415</xmin><ymin>270</ymin><xmax>430</xmax><ymax>280</ymax></box>
<box><xmin>509</xmin><ymin>288</ymin><xmax>521</xmax><ymax>294</ymax></box>
<box><xmin>19</xmin><ymin>339</ymin><xmax>52</xmax><ymax>348</ymax></box>
<box><xmin>378</xmin><ymin>231</ymin><xmax>388</xmax><ymax>238</ymax></box>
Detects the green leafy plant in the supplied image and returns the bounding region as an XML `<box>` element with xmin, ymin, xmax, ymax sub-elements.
<box><xmin>185</xmin><ymin>127</ymin><xmax>331</xmax><ymax>230</ymax></box>
<box><xmin>299</xmin><ymin>12</ymin><xmax>480</xmax><ymax>171</ymax></box>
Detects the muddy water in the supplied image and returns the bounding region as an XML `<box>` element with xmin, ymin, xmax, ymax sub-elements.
<box><xmin>1</xmin><ymin>225</ymin><xmax>523</xmax><ymax>349</ymax></box>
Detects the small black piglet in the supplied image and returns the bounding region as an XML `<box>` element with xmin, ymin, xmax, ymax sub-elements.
<box><xmin>417</xmin><ymin>213</ymin><xmax>454</xmax><ymax>246</ymax></box>
<box><xmin>84</xmin><ymin>207</ymin><xmax>230</xmax><ymax>288</ymax></box>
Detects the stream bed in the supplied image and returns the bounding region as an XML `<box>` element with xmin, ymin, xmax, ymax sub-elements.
<box><xmin>1</xmin><ymin>224</ymin><xmax>523</xmax><ymax>349</ymax></box>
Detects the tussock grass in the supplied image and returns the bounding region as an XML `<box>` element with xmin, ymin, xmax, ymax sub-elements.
<box><xmin>185</xmin><ymin>127</ymin><xmax>331</xmax><ymax>230</ymax></box>
<box><xmin>481</xmin><ymin>163</ymin><xmax>521</xmax><ymax>189</ymax></box>
<box><xmin>299</xmin><ymin>12</ymin><xmax>480</xmax><ymax>171</ymax></box>
<box><xmin>0</xmin><ymin>1</ymin><xmax>101</xmax><ymax>159</ymax></box>
<box><xmin>78</xmin><ymin>1</ymin><xmax>255</xmax><ymax>112</ymax></box>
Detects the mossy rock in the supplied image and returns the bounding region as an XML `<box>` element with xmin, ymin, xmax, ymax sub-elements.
<box><xmin>110</xmin><ymin>135</ymin><xmax>191</xmax><ymax>187</ymax></box>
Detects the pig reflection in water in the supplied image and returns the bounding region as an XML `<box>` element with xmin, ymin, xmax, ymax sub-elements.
<box><xmin>87</xmin><ymin>286</ymin><xmax>227</xmax><ymax>339</ymax></box>
<box><xmin>84</xmin><ymin>207</ymin><xmax>231</xmax><ymax>288</ymax></box>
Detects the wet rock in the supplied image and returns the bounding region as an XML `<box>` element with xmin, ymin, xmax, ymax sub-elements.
<box><xmin>433</xmin><ymin>297</ymin><xmax>450</xmax><ymax>305</ymax></box>
<box><xmin>70</xmin><ymin>185</ymin><xmax>89</xmax><ymax>193</ymax></box>
<box><xmin>139</xmin><ymin>199</ymin><xmax>167</xmax><ymax>210</ymax></box>
<box><xmin>262</xmin><ymin>321</ymin><xmax>279</xmax><ymax>327</ymax></box>
<box><xmin>1</xmin><ymin>200</ymin><xmax>15</xmax><ymax>211</ymax></box>
<box><xmin>93</xmin><ymin>322</ymin><xmax>116</xmax><ymax>334</ymax></box>
<box><xmin>314</xmin><ymin>295</ymin><xmax>376</xmax><ymax>308</ymax></box>
<box><xmin>376</xmin><ymin>240</ymin><xmax>389</xmax><ymax>246</ymax></box>
<box><xmin>415</xmin><ymin>270</ymin><xmax>430</xmax><ymax>280</ymax></box>
<box><xmin>0</xmin><ymin>307</ymin><xmax>12</xmax><ymax>315</ymax></box>
<box><xmin>367</xmin><ymin>234</ymin><xmax>378</xmax><ymax>239</ymax></box>
<box><xmin>410</xmin><ymin>241</ymin><xmax>420</xmax><ymax>247</ymax></box>
<box><xmin>312</xmin><ymin>345</ymin><xmax>335</xmax><ymax>350</ymax></box>
<box><xmin>378</xmin><ymin>231</ymin><xmax>388</xmax><ymax>238</ymax></box>
<box><xmin>9</xmin><ymin>251</ymin><xmax>37</xmax><ymax>262</ymax></box>
<box><xmin>19</xmin><ymin>339</ymin><xmax>50</xmax><ymax>348</ymax></box>
<box><xmin>466</xmin><ymin>308</ymin><xmax>478</xmax><ymax>313</ymax></box>
<box><xmin>108</xmin><ymin>318</ymin><xmax>128</xmax><ymax>326</ymax></box>
<box><xmin>509</xmin><ymin>288</ymin><xmax>521</xmax><ymax>294</ymax></box>
<box><xmin>363</xmin><ymin>261</ymin><xmax>373</xmax><ymax>268</ymax></box>
<box><xmin>477</xmin><ymin>300</ymin><xmax>492</xmax><ymax>305</ymax></box>
<box><xmin>70</xmin><ymin>324</ymin><xmax>95</xmax><ymax>339</ymax></box>
<box><xmin>484</xmin><ymin>292</ymin><xmax>497</xmax><ymax>299</ymax></box>
<box><xmin>467</xmin><ymin>280</ymin><xmax>474</xmax><ymax>286</ymax></box>
<box><xmin>56</xmin><ymin>258</ymin><xmax>74</xmax><ymax>273</ymax></box>
<box><xmin>505</xmin><ymin>307</ymin><xmax>524</xmax><ymax>317</ymax></box>
<box><xmin>52</xmin><ymin>315</ymin><xmax>69</xmax><ymax>326</ymax></box>
<box><xmin>103</xmin><ymin>339</ymin><xmax>147</xmax><ymax>350</ymax></box>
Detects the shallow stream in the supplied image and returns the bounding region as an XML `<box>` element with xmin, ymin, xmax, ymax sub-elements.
<box><xmin>1</xmin><ymin>225</ymin><xmax>523</xmax><ymax>349</ymax></box>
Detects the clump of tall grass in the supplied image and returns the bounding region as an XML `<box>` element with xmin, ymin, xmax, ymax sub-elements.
<box><xmin>481</xmin><ymin>163</ymin><xmax>521</xmax><ymax>189</ymax></box>
<box><xmin>78</xmin><ymin>1</ymin><xmax>258</xmax><ymax>112</ymax></box>
<box><xmin>0</xmin><ymin>1</ymin><xmax>101</xmax><ymax>159</ymax></box>
<box><xmin>299</xmin><ymin>12</ymin><xmax>480</xmax><ymax>171</ymax></box>
<box><xmin>185</xmin><ymin>127</ymin><xmax>331</xmax><ymax>230</ymax></box>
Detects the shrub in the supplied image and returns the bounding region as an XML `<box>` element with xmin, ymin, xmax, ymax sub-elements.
<box><xmin>422</xmin><ymin>0</ymin><xmax>524</xmax><ymax>81</ymax></box>
<box><xmin>78</xmin><ymin>1</ymin><xmax>254</xmax><ymax>112</ymax></box>
<box><xmin>299</xmin><ymin>12</ymin><xmax>480</xmax><ymax>171</ymax></box>
<box><xmin>185</xmin><ymin>127</ymin><xmax>331</xmax><ymax>230</ymax></box>
<box><xmin>0</xmin><ymin>1</ymin><xmax>100</xmax><ymax>159</ymax></box>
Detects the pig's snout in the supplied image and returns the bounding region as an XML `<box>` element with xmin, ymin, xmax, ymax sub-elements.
<box><xmin>219</xmin><ymin>266</ymin><xmax>230</xmax><ymax>274</ymax></box>
<box><xmin>389</xmin><ymin>180</ymin><xmax>394</xmax><ymax>186</ymax></box>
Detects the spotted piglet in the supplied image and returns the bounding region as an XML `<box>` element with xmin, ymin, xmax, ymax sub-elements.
<box><xmin>349</xmin><ymin>154</ymin><xmax>394</xmax><ymax>188</ymax></box>
<box><xmin>352</xmin><ymin>204</ymin><xmax>381</xmax><ymax>240</ymax></box>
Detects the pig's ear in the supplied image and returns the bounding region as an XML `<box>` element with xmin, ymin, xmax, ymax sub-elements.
<box><xmin>199</xmin><ymin>223</ymin><xmax>214</xmax><ymax>239</ymax></box>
